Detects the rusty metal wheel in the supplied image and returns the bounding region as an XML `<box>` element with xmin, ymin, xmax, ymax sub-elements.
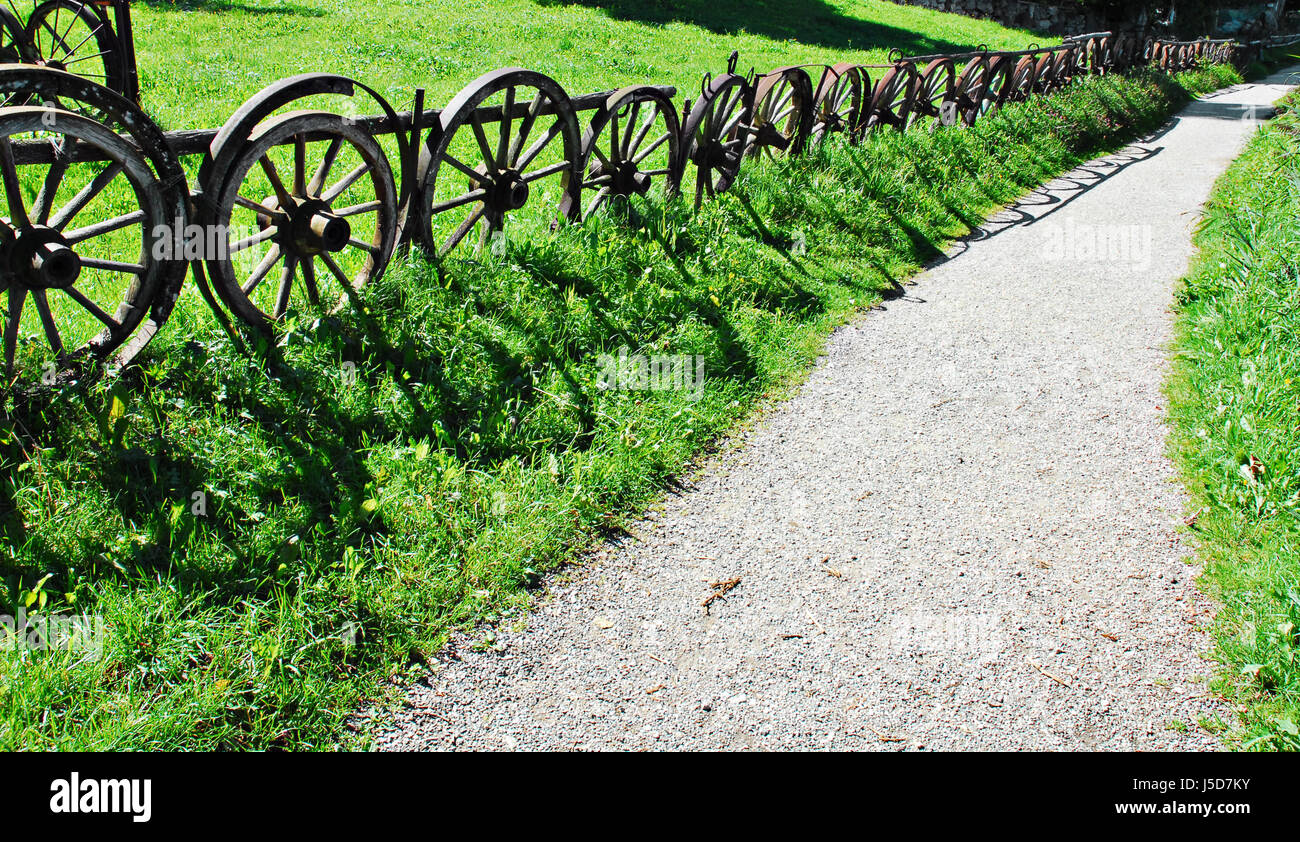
<box><xmin>203</xmin><ymin>111</ymin><xmax>398</xmax><ymax>330</ymax></box>
<box><xmin>416</xmin><ymin>68</ymin><xmax>581</xmax><ymax>258</ymax></box>
<box><xmin>908</xmin><ymin>58</ymin><xmax>954</xmax><ymax>129</ymax></box>
<box><xmin>576</xmin><ymin>85</ymin><xmax>681</xmax><ymax>218</ymax></box>
<box><xmin>810</xmin><ymin>62</ymin><xmax>864</xmax><ymax>144</ymax></box>
<box><xmin>0</xmin><ymin>105</ymin><xmax>178</xmax><ymax>388</ymax></box>
<box><xmin>681</xmin><ymin>72</ymin><xmax>752</xmax><ymax>209</ymax></box>
<box><xmin>747</xmin><ymin>66</ymin><xmax>812</xmax><ymax>158</ymax></box>
<box><xmin>25</xmin><ymin>0</ymin><xmax>126</xmax><ymax>96</ymax></box>
<box><xmin>863</xmin><ymin>62</ymin><xmax>915</xmax><ymax>134</ymax></box>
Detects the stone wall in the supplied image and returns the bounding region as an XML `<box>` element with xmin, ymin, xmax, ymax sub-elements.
<box><xmin>890</xmin><ymin>0</ymin><xmax>1105</xmax><ymax>37</ymax></box>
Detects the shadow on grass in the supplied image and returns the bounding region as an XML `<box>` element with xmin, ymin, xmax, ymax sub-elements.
<box><xmin>534</xmin><ymin>0</ymin><xmax>994</xmax><ymax>54</ymax></box>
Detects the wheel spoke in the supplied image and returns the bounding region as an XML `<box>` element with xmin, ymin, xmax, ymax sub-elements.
<box><xmin>79</xmin><ymin>257</ymin><xmax>144</xmax><ymax>275</ymax></box>
<box><xmin>64</xmin><ymin>285</ymin><xmax>118</xmax><ymax>329</ymax></box>
<box><xmin>429</xmin><ymin>188</ymin><xmax>486</xmax><ymax>215</ymax></box>
<box><xmin>63</xmin><ymin>209</ymin><xmax>144</xmax><ymax>245</ymax></box>
<box><xmin>497</xmin><ymin>86</ymin><xmax>515</xmax><ymax>168</ymax></box>
<box><xmin>632</xmin><ymin>132</ymin><xmax>669</xmax><ymax>164</ymax></box>
<box><xmin>628</xmin><ymin>105</ymin><xmax>657</xmax><ymax>158</ymax></box>
<box><xmin>31</xmin><ymin>288</ymin><xmax>62</xmax><ymax>358</ymax></box>
<box><xmin>28</xmin><ymin>155</ymin><xmax>68</xmax><ymax>225</ymax></box>
<box><xmin>273</xmin><ymin>257</ymin><xmax>296</xmax><ymax>318</ymax></box>
<box><xmin>521</xmin><ymin>160</ymin><xmax>567</xmax><ymax>183</ymax></box>
<box><xmin>469</xmin><ymin>110</ymin><xmax>496</xmax><ymax>170</ymax></box>
<box><xmin>334</xmin><ymin>199</ymin><xmax>382</xmax><ymax>217</ymax></box>
<box><xmin>318</xmin><ymin>251</ymin><xmax>353</xmax><ymax>290</ymax></box>
<box><xmin>293</xmin><ymin>133</ymin><xmax>306</xmax><ymax>195</ymax></box>
<box><xmin>508</xmin><ymin>92</ymin><xmax>547</xmax><ymax>167</ymax></box>
<box><xmin>321</xmin><ymin>162</ymin><xmax>369</xmax><ymax>203</ymax></box>
<box><xmin>259</xmin><ymin>155</ymin><xmax>294</xmax><ymax>210</ymax></box>
<box><xmin>0</xmin><ymin>137</ymin><xmax>30</xmax><ymax>226</ymax></box>
<box><xmin>4</xmin><ymin>284</ymin><xmax>26</xmax><ymax>373</ymax></box>
<box><xmin>438</xmin><ymin>152</ymin><xmax>486</xmax><ymax>185</ymax></box>
<box><xmin>242</xmin><ymin>245</ymin><xmax>282</xmax><ymax>295</ymax></box>
<box><xmin>440</xmin><ymin>204</ymin><xmax>485</xmax><ymax>256</ymax></box>
<box><xmin>300</xmin><ymin>257</ymin><xmax>320</xmax><ymax>306</ymax></box>
<box><xmin>308</xmin><ymin>136</ymin><xmax>343</xmax><ymax>196</ymax></box>
<box><xmin>229</xmin><ymin>226</ymin><xmax>278</xmax><ymax>253</ymax></box>
<box><xmin>516</xmin><ymin>118</ymin><xmax>563</xmax><ymax>171</ymax></box>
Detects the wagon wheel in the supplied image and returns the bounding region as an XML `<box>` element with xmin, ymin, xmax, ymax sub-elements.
<box><xmin>1096</xmin><ymin>37</ymin><xmax>1113</xmax><ymax>75</ymax></box>
<box><xmin>203</xmin><ymin>110</ymin><xmax>398</xmax><ymax>331</ymax></box>
<box><xmin>1007</xmin><ymin>55</ymin><xmax>1037</xmax><ymax>102</ymax></box>
<box><xmin>977</xmin><ymin>56</ymin><xmax>1013</xmax><ymax>119</ymax></box>
<box><xmin>1033</xmin><ymin>51</ymin><xmax>1056</xmax><ymax>94</ymax></box>
<box><xmin>1053</xmin><ymin>47</ymin><xmax>1076</xmax><ymax>88</ymax></box>
<box><xmin>0</xmin><ymin>7</ymin><xmax>35</xmax><ymax>65</ymax></box>
<box><xmin>0</xmin><ymin>66</ymin><xmax>188</xmax><ymax>373</ymax></box>
<box><xmin>746</xmin><ymin>66</ymin><xmax>812</xmax><ymax>158</ymax></box>
<box><xmin>953</xmin><ymin>56</ymin><xmax>990</xmax><ymax>126</ymax></box>
<box><xmin>576</xmin><ymin>85</ymin><xmax>681</xmax><ymax>219</ymax></box>
<box><xmin>25</xmin><ymin>0</ymin><xmax>126</xmax><ymax>96</ymax></box>
<box><xmin>681</xmin><ymin>72</ymin><xmax>752</xmax><ymax>210</ymax></box>
<box><xmin>908</xmin><ymin>58</ymin><xmax>954</xmax><ymax>129</ymax></box>
<box><xmin>0</xmin><ymin>106</ymin><xmax>176</xmax><ymax>388</ymax></box>
<box><xmin>863</xmin><ymin>63</ymin><xmax>915</xmax><ymax>134</ymax></box>
<box><xmin>417</xmin><ymin>68</ymin><xmax>581</xmax><ymax>259</ymax></box>
<box><xmin>810</xmin><ymin>62</ymin><xmax>863</xmax><ymax>144</ymax></box>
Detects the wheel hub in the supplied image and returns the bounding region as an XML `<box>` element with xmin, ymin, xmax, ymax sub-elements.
<box><xmin>261</xmin><ymin>196</ymin><xmax>350</xmax><ymax>257</ymax></box>
<box><xmin>488</xmin><ymin>170</ymin><xmax>529</xmax><ymax>212</ymax></box>
<box><xmin>608</xmin><ymin>161</ymin><xmax>651</xmax><ymax>197</ymax></box>
<box><xmin>3</xmin><ymin>224</ymin><xmax>82</xmax><ymax>290</ymax></box>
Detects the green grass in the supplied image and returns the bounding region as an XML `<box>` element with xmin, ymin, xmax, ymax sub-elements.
<box><xmin>1167</xmin><ymin>88</ymin><xmax>1300</xmax><ymax>751</ymax></box>
<box><xmin>130</xmin><ymin>0</ymin><xmax>1044</xmax><ymax>132</ymax></box>
<box><xmin>0</xmin><ymin>0</ymin><xmax>1242</xmax><ymax>750</ymax></box>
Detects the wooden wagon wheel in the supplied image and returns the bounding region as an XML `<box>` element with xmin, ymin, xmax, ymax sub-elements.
<box><xmin>0</xmin><ymin>66</ymin><xmax>187</xmax><ymax>375</ymax></box>
<box><xmin>908</xmin><ymin>58</ymin><xmax>954</xmax><ymax>129</ymax></box>
<box><xmin>954</xmin><ymin>55</ymin><xmax>991</xmax><ymax>126</ymax></box>
<box><xmin>746</xmin><ymin>66</ymin><xmax>812</xmax><ymax>158</ymax></box>
<box><xmin>1096</xmin><ymin>37</ymin><xmax>1113</xmax><ymax>75</ymax></box>
<box><xmin>1032</xmin><ymin>51</ymin><xmax>1055</xmax><ymax>94</ymax></box>
<box><xmin>1053</xmin><ymin>46</ymin><xmax>1077</xmax><ymax>88</ymax></box>
<box><xmin>681</xmin><ymin>72</ymin><xmax>752</xmax><ymax>209</ymax></box>
<box><xmin>0</xmin><ymin>105</ymin><xmax>177</xmax><ymax>387</ymax></box>
<box><xmin>25</xmin><ymin>0</ymin><xmax>127</xmax><ymax>96</ymax></box>
<box><xmin>416</xmin><ymin>68</ymin><xmax>581</xmax><ymax>258</ymax></box>
<box><xmin>863</xmin><ymin>62</ymin><xmax>915</xmax><ymax>134</ymax></box>
<box><xmin>809</xmin><ymin>62</ymin><xmax>864</xmax><ymax>144</ymax></box>
<box><xmin>1008</xmin><ymin>55</ymin><xmax>1038</xmax><ymax>102</ymax></box>
<box><xmin>203</xmin><ymin>110</ymin><xmax>398</xmax><ymax>330</ymax></box>
<box><xmin>576</xmin><ymin>84</ymin><xmax>681</xmax><ymax>219</ymax></box>
<box><xmin>976</xmin><ymin>56</ymin><xmax>1013</xmax><ymax>119</ymax></box>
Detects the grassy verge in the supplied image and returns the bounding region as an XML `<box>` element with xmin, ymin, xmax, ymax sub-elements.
<box><xmin>0</xmin><ymin>62</ymin><xmax>1239</xmax><ymax>749</ymax></box>
<box><xmin>1167</xmin><ymin>88</ymin><xmax>1300</xmax><ymax>751</ymax></box>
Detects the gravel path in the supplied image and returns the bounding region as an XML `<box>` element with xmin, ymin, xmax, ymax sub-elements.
<box><xmin>377</xmin><ymin>71</ymin><xmax>1299</xmax><ymax>751</ymax></box>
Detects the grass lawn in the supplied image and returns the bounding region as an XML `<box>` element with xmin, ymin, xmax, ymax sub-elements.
<box><xmin>0</xmin><ymin>0</ymin><xmax>1241</xmax><ymax>749</ymax></box>
<box><xmin>1168</xmin><ymin>87</ymin><xmax>1300</xmax><ymax>750</ymax></box>
<box><xmin>130</xmin><ymin>0</ymin><xmax>1044</xmax><ymax>131</ymax></box>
